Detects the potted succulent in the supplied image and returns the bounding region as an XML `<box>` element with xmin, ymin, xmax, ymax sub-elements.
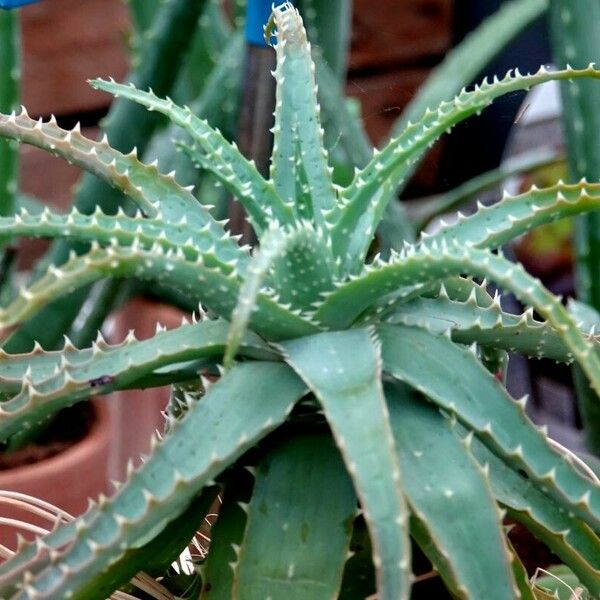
<box><xmin>0</xmin><ymin>3</ymin><xmax>597</xmax><ymax>598</ymax></box>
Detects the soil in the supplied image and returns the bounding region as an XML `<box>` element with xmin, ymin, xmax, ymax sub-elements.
<box><xmin>0</xmin><ymin>403</ymin><xmax>95</xmax><ymax>471</ymax></box>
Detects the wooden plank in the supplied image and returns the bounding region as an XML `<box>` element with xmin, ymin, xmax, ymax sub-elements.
<box><xmin>20</xmin><ymin>0</ymin><xmax>129</xmax><ymax>117</ymax></box>
<box><xmin>349</xmin><ymin>0</ymin><xmax>452</xmax><ymax>72</ymax></box>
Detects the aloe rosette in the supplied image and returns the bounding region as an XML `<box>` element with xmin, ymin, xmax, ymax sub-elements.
<box><xmin>0</xmin><ymin>3</ymin><xmax>599</xmax><ymax>598</ymax></box>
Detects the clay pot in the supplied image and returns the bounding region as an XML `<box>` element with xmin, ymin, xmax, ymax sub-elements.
<box><xmin>0</xmin><ymin>400</ymin><xmax>111</xmax><ymax>548</ymax></box>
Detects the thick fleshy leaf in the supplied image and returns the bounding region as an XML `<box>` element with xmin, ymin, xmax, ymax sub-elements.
<box><xmin>0</xmin><ymin>242</ymin><xmax>318</xmax><ymax>343</ymax></box>
<box><xmin>315</xmin><ymin>243</ymin><xmax>600</xmax><ymax>402</ymax></box>
<box><xmin>409</xmin><ymin>149</ymin><xmax>561</xmax><ymax>230</ymax></box>
<box><xmin>387</xmin><ymin>292</ymin><xmax>599</xmax><ymax>364</ymax></box>
<box><xmin>387</xmin><ymin>384</ymin><xmax>516</xmax><ymax>599</ymax></box>
<box><xmin>268</xmin><ymin>4</ymin><xmax>339</xmax><ymax>231</ymax></box>
<box><xmin>0</xmin><ymin>109</ymin><xmax>245</xmax><ymax>269</ymax></box>
<box><xmin>378</xmin><ymin>323</ymin><xmax>600</xmax><ymax>533</ymax></box>
<box><xmin>90</xmin><ymin>79</ymin><xmax>292</xmax><ymax>232</ymax></box>
<box><xmin>199</xmin><ymin>469</ymin><xmax>253</xmax><ymax>599</ymax></box>
<box><xmin>225</xmin><ymin>222</ymin><xmax>335</xmax><ymax>367</ymax></box>
<box><xmin>395</xmin><ymin>0</ymin><xmax>548</xmax><ymax>130</ymax></box>
<box><xmin>0</xmin><ymin>362</ymin><xmax>306</xmax><ymax>599</ymax></box>
<box><xmin>280</xmin><ymin>328</ymin><xmax>411</xmax><ymax>600</ymax></box>
<box><xmin>334</xmin><ymin>64</ymin><xmax>600</xmax><ymax>271</ymax></box>
<box><xmin>0</xmin><ymin>10</ymin><xmax>19</xmax><ymax>220</ymax></box>
<box><xmin>0</xmin><ymin>318</ymin><xmax>276</xmax><ymax>443</ymax></box>
<box><xmin>233</xmin><ymin>434</ymin><xmax>356</xmax><ymax>599</ymax></box>
<box><xmin>428</xmin><ymin>179</ymin><xmax>600</xmax><ymax>250</ymax></box>
<box><xmin>465</xmin><ymin>430</ymin><xmax>600</xmax><ymax>595</ymax></box>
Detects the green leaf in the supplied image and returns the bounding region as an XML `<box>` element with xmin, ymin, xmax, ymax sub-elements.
<box><xmin>84</xmin><ymin>486</ymin><xmax>219</xmax><ymax>600</ymax></box>
<box><xmin>280</xmin><ymin>329</ymin><xmax>411</xmax><ymax>600</ymax></box>
<box><xmin>408</xmin><ymin>516</ymin><xmax>464</xmax><ymax>598</ymax></box>
<box><xmin>507</xmin><ymin>538</ymin><xmax>537</xmax><ymax>600</ymax></box>
<box><xmin>199</xmin><ymin>470</ymin><xmax>253</xmax><ymax>599</ymax></box>
<box><xmin>225</xmin><ymin>226</ymin><xmax>287</xmax><ymax>369</ymax></box>
<box><xmin>9</xmin><ymin>0</ymin><xmax>210</xmax><ymax>356</ymax></box>
<box><xmin>428</xmin><ymin>178</ymin><xmax>600</xmax><ymax>251</ymax></box>
<box><xmin>225</xmin><ymin>220</ymin><xmax>336</xmax><ymax>367</ymax></box>
<box><xmin>0</xmin><ymin>10</ymin><xmax>19</xmax><ymax>219</ymax></box>
<box><xmin>0</xmin><ymin>319</ymin><xmax>276</xmax><ymax>443</ymax></box>
<box><xmin>0</xmin><ymin>110</ymin><xmax>245</xmax><ymax>270</ymax></box>
<box><xmin>144</xmin><ymin>32</ymin><xmax>244</xmax><ymax>189</ymax></box>
<box><xmin>335</xmin><ymin>64</ymin><xmax>600</xmax><ymax>271</ymax></box>
<box><xmin>314</xmin><ymin>55</ymin><xmax>371</xmax><ymax>169</ymax></box>
<box><xmin>550</xmin><ymin>1</ymin><xmax>600</xmax><ymax>308</ymax></box>
<box><xmin>90</xmin><ymin>79</ymin><xmax>292</xmax><ymax>232</ymax></box>
<box><xmin>269</xmin><ymin>5</ymin><xmax>339</xmax><ymax>231</ymax></box>
<box><xmin>0</xmin><ymin>362</ymin><xmax>306</xmax><ymax>600</ymax></box>
<box><xmin>408</xmin><ymin>149</ymin><xmax>562</xmax><ymax>231</ymax></box>
<box><xmin>387</xmin><ymin>384</ymin><xmax>516</xmax><ymax>599</ymax></box>
<box><xmin>0</xmin><ymin>206</ymin><xmax>237</xmax><ymax>265</ymax></box>
<box><xmin>466</xmin><ymin>432</ymin><xmax>600</xmax><ymax>595</ymax></box>
<box><xmin>269</xmin><ymin>221</ymin><xmax>336</xmax><ymax>309</ymax></box>
<box><xmin>315</xmin><ymin>243</ymin><xmax>600</xmax><ymax>404</ymax></box>
<box><xmin>387</xmin><ymin>292</ymin><xmax>596</xmax><ymax>364</ymax></box>
<box><xmin>550</xmin><ymin>0</ymin><xmax>600</xmax><ymax>452</ymax></box>
<box><xmin>0</xmin><ymin>242</ymin><xmax>317</xmax><ymax>343</ymax></box>
<box><xmin>233</xmin><ymin>433</ymin><xmax>356</xmax><ymax>599</ymax></box>
<box><xmin>378</xmin><ymin>323</ymin><xmax>600</xmax><ymax>533</ymax></box>
<box><xmin>338</xmin><ymin>516</ymin><xmax>375</xmax><ymax>599</ymax></box>
<box><xmin>127</xmin><ymin>0</ymin><xmax>160</xmax><ymax>36</ymax></box>
<box><xmin>297</xmin><ymin>0</ymin><xmax>352</xmax><ymax>81</ymax></box>
<box><xmin>174</xmin><ymin>0</ymin><xmax>234</xmax><ymax>102</ymax></box>
<box><xmin>533</xmin><ymin>565</ymin><xmax>590</xmax><ymax>600</ymax></box>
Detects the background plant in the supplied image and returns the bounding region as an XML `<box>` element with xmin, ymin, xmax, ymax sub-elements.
<box><xmin>549</xmin><ymin>0</ymin><xmax>600</xmax><ymax>457</ymax></box>
<box><xmin>0</xmin><ymin>3</ymin><xmax>598</xmax><ymax>598</ymax></box>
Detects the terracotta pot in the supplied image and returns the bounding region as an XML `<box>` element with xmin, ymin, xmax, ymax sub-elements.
<box><xmin>0</xmin><ymin>400</ymin><xmax>111</xmax><ymax>548</ymax></box>
<box><xmin>107</xmin><ymin>298</ymin><xmax>188</xmax><ymax>482</ymax></box>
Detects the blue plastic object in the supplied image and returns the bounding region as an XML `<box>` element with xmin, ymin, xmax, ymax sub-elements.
<box><xmin>0</xmin><ymin>0</ymin><xmax>41</xmax><ymax>8</ymax></box>
<box><xmin>246</xmin><ymin>0</ymin><xmax>294</xmax><ymax>47</ymax></box>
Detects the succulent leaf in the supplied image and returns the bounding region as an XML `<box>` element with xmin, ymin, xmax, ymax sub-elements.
<box><xmin>334</xmin><ymin>64</ymin><xmax>600</xmax><ymax>272</ymax></box>
<box><xmin>269</xmin><ymin>3</ymin><xmax>339</xmax><ymax>232</ymax></box>
<box><xmin>0</xmin><ymin>319</ymin><xmax>276</xmax><ymax>442</ymax></box>
<box><xmin>467</xmin><ymin>432</ymin><xmax>600</xmax><ymax>595</ymax></box>
<box><xmin>90</xmin><ymin>78</ymin><xmax>292</xmax><ymax>232</ymax></box>
<box><xmin>2</xmin><ymin>2</ymin><xmax>600</xmax><ymax>596</ymax></box>
<box><xmin>199</xmin><ymin>470</ymin><xmax>252</xmax><ymax>599</ymax></box>
<box><xmin>387</xmin><ymin>384</ymin><xmax>517</xmax><ymax>599</ymax></box>
<box><xmin>428</xmin><ymin>178</ymin><xmax>600</xmax><ymax>250</ymax></box>
<box><xmin>233</xmin><ymin>434</ymin><xmax>356</xmax><ymax>599</ymax></box>
<box><xmin>225</xmin><ymin>225</ymin><xmax>287</xmax><ymax>369</ymax></box>
<box><xmin>379</xmin><ymin>323</ymin><xmax>600</xmax><ymax>533</ymax></box>
<box><xmin>0</xmin><ymin>206</ymin><xmax>239</xmax><ymax>267</ymax></box>
<box><xmin>144</xmin><ymin>31</ymin><xmax>244</xmax><ymax>189</ymax></box>
<box><xmin>387</xmin><ymin>293</ymin><xmax>595</xmax><ymax>364</ymax></box>
<box><xmin>396</xmin><ymin>0</ymin><xmax>548</xmax><ymax>130</ymax></box>
<box><xmin>0</xmin><ymin>110</ymin><xmax>246</xmax><ymax>269</ymax></box>
<box><xmin>315</xmin><ymin>244</ymin><xmax>600</xmax><ymax>401</ymax></box>
<box><xmin>0</xmin><ymin>243</ymin><xmax>318</xmax><ymax>342</ymax></box>
<box><xmin>409</xmin><ymin>149</ymin><xmax>561</xmax><ymax>230</ymax></box>
<box><xmin>0</xmin><ymin>362</ymin><xmax>305</xmax><ymax>600</ymax></box>
<box><xmin>280</xmin><ymin>328</ymin><xmax>411</xmax><ymax>600</ymax></box>
<box><xmin>0</xmin><ymin>10</ymin><xmax>19</xmax><ymax>220</ymax></box>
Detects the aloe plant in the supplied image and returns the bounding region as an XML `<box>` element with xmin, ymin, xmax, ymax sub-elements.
<box><xmin>1</xmin><ymin>3</ymin><xmax>600</xmax><ymax>598</ymax></box>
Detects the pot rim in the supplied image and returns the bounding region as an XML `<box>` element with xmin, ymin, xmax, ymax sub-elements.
<box><xmin>0</xmin><ymin>399</ymin><xmax>111</xmax><ymax>484</ymax></box>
